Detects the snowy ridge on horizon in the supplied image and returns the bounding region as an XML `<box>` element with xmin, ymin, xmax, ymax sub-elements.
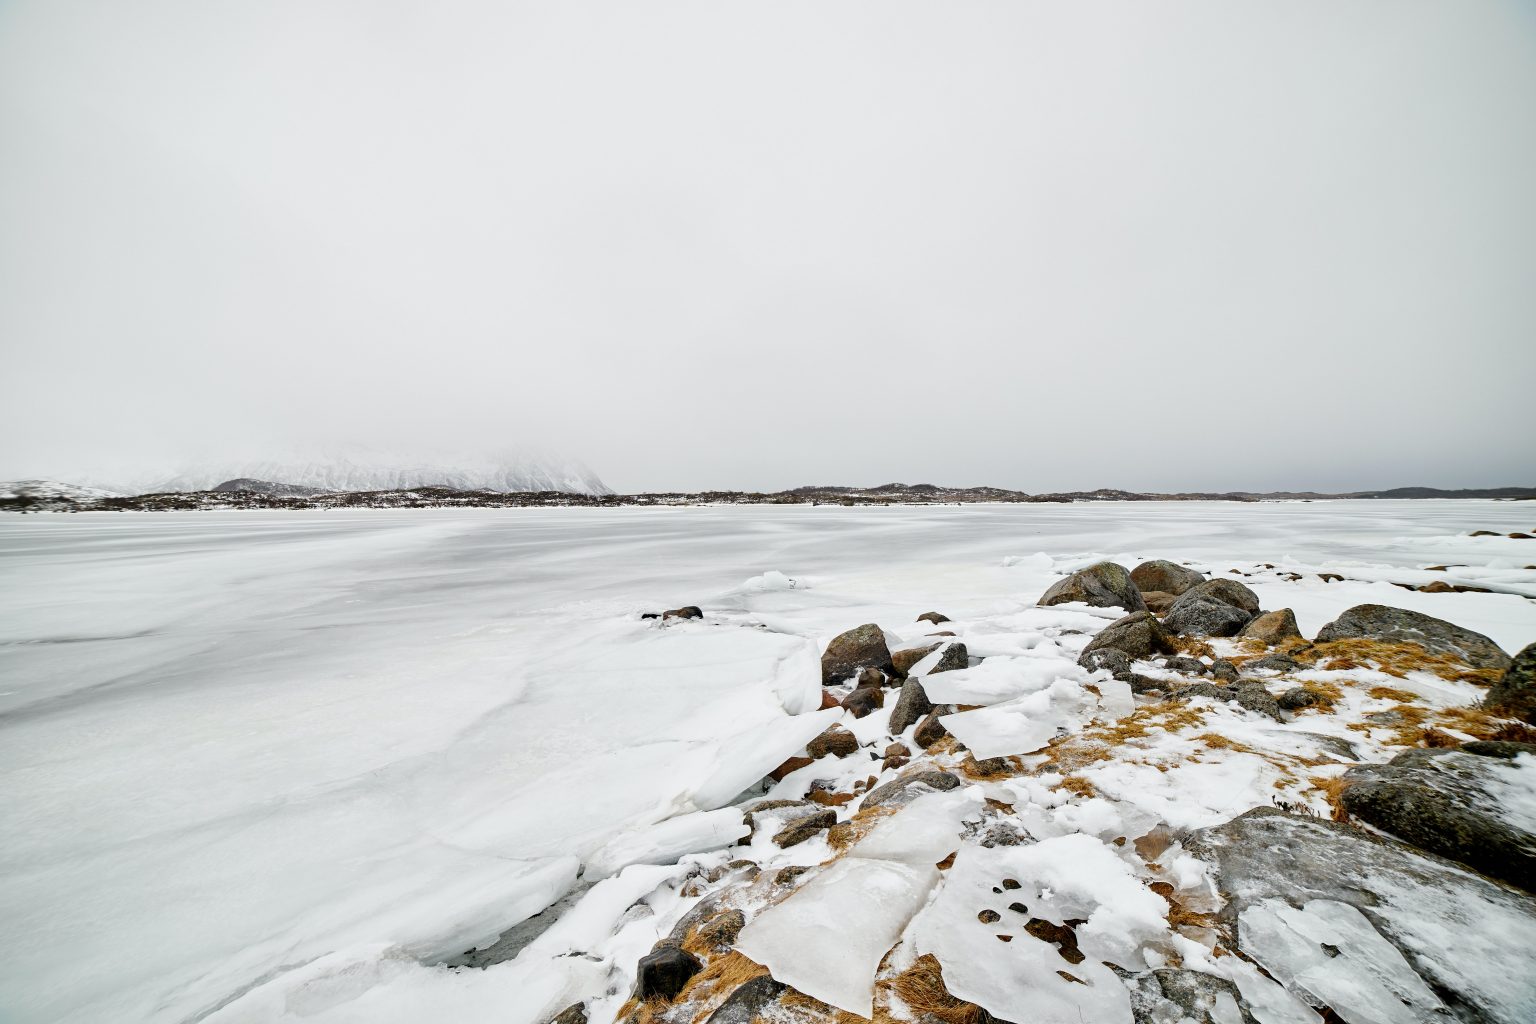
<box><xmin>71</xmin><ymin>446</ymin><xmax>613</xmax><ymax>497</ymax></box>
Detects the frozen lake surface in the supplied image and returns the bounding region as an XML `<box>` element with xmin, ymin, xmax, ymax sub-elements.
<box><xmin>2</xmin><ymin>501</ymin><xmax>1534</xmax><ymax>1023</ymax></box>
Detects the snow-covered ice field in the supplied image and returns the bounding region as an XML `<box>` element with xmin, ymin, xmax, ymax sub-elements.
<box><xmin>2</xmin><ymin>501</ymin><xmax>1535</xmax><ymax>1024</ymax></box>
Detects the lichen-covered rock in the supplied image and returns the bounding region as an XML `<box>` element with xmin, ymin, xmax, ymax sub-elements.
<box><xmin>1189</xmin><ymin>578</ymin><xmax>1261</xmax><ymax>614</ymax></box>
<box><xmin>1237</xmin><ymin>608</ymin><xmax>1303</xmax><ymax>645</ymax></box>
<box><xmin>820</xmin><ymin>623</ymin><xmax>895</xmax><ymax>685</ymax></box>
<box><xmin>635</xmin><ymin>944</ymin><xmax>702</xmax><ymax>1000</ymax></box>
<box><xmin>1315</xmin><ymin>604</ymin><xmax>1511</xmax><ymax>671</ymax></box>
<box><xmin>1184</xmin><ymin>808</ymin><xmax>1536</xmax><ymax>1024</ymax></box>
<box><xmin>889</xmin><ymin>677</ymin><xmax>934</xmax><ymax>735</ymax></box>
<box><xmin>1484</xmin><ymin>643</ymin><xmax>1536</xmax><ymax>722</ymax></box>
<box><xmin>1232</xmin><ymin>681</ymin><xmax>1284</xmax><ymax>722</ymax></box>
<box><xmin>1082</xmin><ymin>610</ymin><xmax>1176</xmax><ymax>660</ymax></box>
<box><xmin>1340</xmin><ymin>748</ymin><xmax>1536</xmax><ymax>892</ymax></box>
<box><xmin>1211</xmin><ymin>659</ymin><xmax>1240</xmax><ymax>682</ymax></box>
<box><xmin>1161</xmin><ymin>655</ymin><xmax>1209</xmax><ymax>676</ymax></box>
<box><xmin>1038</xmin><ymin>561</ymin><xmax>1147</xmax><ymax>613</ymax></box>
<box><xmin>806</xmin><ymin>725</ymin><xmax>859</xmax><ymax>759</ymax></box>
<box><xmin>1129</xmin><ymin>560</ymin><xmax>1206</xmax><ymax>597</ymax></box>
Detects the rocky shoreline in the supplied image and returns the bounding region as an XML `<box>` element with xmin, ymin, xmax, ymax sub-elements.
<box><xmin>512</xmin><ymin>561</ymin><xmax>1535</xmax><ymax>1024</ymax></box>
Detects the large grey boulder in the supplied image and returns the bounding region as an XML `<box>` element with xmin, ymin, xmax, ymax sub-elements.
<box><xmin>1038</xmin><ymin>562</ymin><xmax>1147</xmax><ymax>613</ymax></box>
<box><xmin>1082</xmin><ymin>610</ymin><xmax>1176</xmax><ymax>660</ymax></box>
<box><xmin>820</xmin><ymin>623</ymin><xmax>895</xmax><ymax>685</ymax></box>
<box><xmin>1484</xmin><ymin>643</ymin><xmax>1536</xmax><ymax>722</ymax></box>
<box><xmin>1129</xmin><ymin>560</ymin><xmax>1207</xmax><ymax>597</ymax></box>
<box><xmin>1340</xmin><ymin>748</ymin><xmax>1536</xmax><ymax>892</ymax></box>
<box><xmin>889</xmin><ymin>677</ymin><xmax>934</xmax><ymax>735</ymax></box>
<box><xmin>1164</xmin><ymin>585</ymin><xmax>1257</xmax><ymax>638</ymax></box>
<box><xmin>1185</xmin><ymin>808</ymin><xmax>1536</xmax><ymax>1024</ymax></box>
<box><xmin>1315</xmin><ymin>605</ymin><xmax>1511</xmax><ymax>672</ymax></box>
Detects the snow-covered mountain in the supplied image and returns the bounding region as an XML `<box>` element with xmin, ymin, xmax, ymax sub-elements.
<box><xmin>88</xmin><ymin>446</ymin><xmax>613</xmax><ymax>497</ymax></box>
<box><xmin>0</xmin><ymin>479</ymin><xmax>124</xmax><ymax>500</ymax></box>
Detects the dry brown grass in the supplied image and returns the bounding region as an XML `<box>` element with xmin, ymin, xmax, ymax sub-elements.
<box><xmin>1367</xmin><ymin>686</ymin><xmax>1421</xmax><ymax>703</ymax></box>
<box><xmin>1302</xmin><ymin>639</ymin><xmax>1503</xmax><ymax>686</ymax></box>
<box><xmin>1170</xmin><ymin>636</ymin><xmax>1217</xmax><ymax>660</ymax></box>
<box><xmin>1299</xmin><ymin>678</ymin><xmax>1343</xmax><ymax>712</ymax></box>
<box><xmin>1197</xmin><ymin>732</ymin><xmax>1259</xmax><ymax>754</ymax></box>
<box><xmin>1054</xmin><ymin>775</ymin><xmax>1097</xmax><ymax>798</ymax></box>
<box><xmin>826</xmin><ymin>804</ymin><xmax>897</xmax><ymax>852</ymax></box>
<box><xmin>887</xmin><ymin>954</ymin><xmax>984</xmax><ymax>1024</ymax></box>
<box><xmin>1309</xmin><ymin>775</ymin><xmax>1351</xmax><ymax>821</ymax></box>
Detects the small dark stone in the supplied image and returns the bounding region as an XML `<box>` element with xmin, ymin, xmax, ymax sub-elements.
<box><xmin>1210</xmin><ymin>659</ymin><xmax>1239</xmax><ymax>682</ymax></box>
<box><xmin>1079</xmin><ymin>647</ymin><xmax>1134</xmax><ymax>682</ymax></box>
<box><xmin>856</xmin><ymin>666</ymin><xmax>889</xmax><ymax>689</ymax></box>
<box><xmin>978</xmin><ymin>909</ymin><xmax>1002</xmax><ymax>923</ymax></box>
<box><xmin>662</xmin><ymin>606</ymin><xmax>703</xmax><ymax>620</ymax></box>
<box><xmin>635</xmin><ymin>944</ymin><xmax>703</xmax><ymax>1001</ymax></box>
<box><xmin>917</xmin><ymin>611</ymin><xmax>951</xmax><ymax>625</ymax></box>
<box><xmin>1244</xmin><ymin>653</ymin><xmax>1302</xmax><ymax>674</ymax></box>
<box><xmin>1233</xmin><ymin>682</ymin><xmax>1285</xmax><ymax>722</ymax></box>
<box><xmin>1001</xmin><ymin>878</ymin><xmax>1022</xmax><ymax>889</ymax></box>
<box><xmin>772</xmin><ymin>809</ymin><xmax>837</xmax><ymax>848</ymax></box>
<box><xmin>1008</xmin><ymin>901</ymin><xmax>1028</xmax><ymax>914</ymax></box>
<box><xmin>1162</xmin><ymin>655</ymin><xmax>1208</xmax><ymax>676</ymax></box>
<box><xmin>549</xmin><ymin>1003</ymin><xmax>588</xmax><ymax>1024</ymax></box>
<box><xmin>840</xmin><ymin>686</ymin><xmax>884</xmax><ymax>719</ymax></box>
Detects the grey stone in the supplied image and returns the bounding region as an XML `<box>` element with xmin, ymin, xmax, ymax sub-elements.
<box><xmin>1164</xmin><ymin>583</ymin><xmax>1257</xmax><ymax>637</ymax></box>
<box><xmin>1038</xmin><ymin>561</ymin><xmax>1147</xmax><ymax>613</ymax></box>
<box><xmin>705</xmin><ymin>976</ymin><xmax>789</xmax><ymax>1024</ymax></box>
<box><xmin>1484</xmin><ymin>642</ymin><xmax>1536</xmax><ymax>722</ymax></box>
<box><xmin>1244</xmin><ymin>653</ymin><xmax>1302</xmax><ymax>674</ymax></box>
<box><xmin>1277</xmin><ymin>686</ymin><xmax>1319</xmax><ymax>710</ymax></box>
<box><xmin>1211</xmin><ymin>659</ymin><xmax>1240</xmax><ymax>682</ymax></box>
<box><xmin>1316</xmin><ymin>605</ymin><xmax>1511</xmax><ymax>671</ymax></box>
<box><xmin>1185</xmin><ymin>808</ymin><xmax>1536</xmax><ymax>1024</ymax></box>
<box><xmin>820</xmin><ymin>623</ymin><xmax>895</xmax><ymax>685</ymax></box>
<box><xmin>1176</xmin><ymin>682</ymin><xmax>1237</xmax><ymax>702</ymax></box>
<box><xmin>1079</xmin><ymin>647</ymin><xmax>1134</xmax><ymax>682</ymax></box>
<box><xmin>1129</xmin><ymin>560</ymin><xmax>1207</xmax><ymax>597</ymax></box>
<box><xmin>1126</xmin><ymin>968</ymin><xmax>1256</xmax><ymax>1024</ymax></box>
<box><xmin>1232</xmin><ymin>681</ymin><xmax>1284</xmax><ymax>722</ymax></box>
<box><xmin>889</xmin><ymin>677</ymin><xmax>934</xmax><ymax>735</ymax></box>
<box><xmin>1340</xmin><ymin>748</ymin><xmax>1536</xmax><ymax>892</ymax></box>
<box><xmin>1462</xmin><ymin>740</ymin><xmax>1536</xmax><ymax>759</ymax></box>
<box><xmin>862</xmin><ymin>769</ymin><xmax>960</xmax><ymax>809</ymax></box>
<box><xmin>1162</xmin><ymin>655</ymin><xmax>1209</xmax><ymax>676</ymax></box>
<box><xmin>1083</xmin><ymin>610</ymin><xmax>1176</xmax><ymax>660</ymax></box>
<box><xmin>914</xmin><ymin>710</ymin><xmax>950</xmax><ymax>749</ymax></box>
<box><xmin>840</xmin><ymin>686</ymin><xmax>884</xmax><ymax>719</ymax></box>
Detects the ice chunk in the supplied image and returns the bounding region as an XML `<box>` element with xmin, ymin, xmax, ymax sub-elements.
<box><xmin>911</xmin><ymin>835</ymin><xmax>1169</xmax><ymax>1023</ymax></box>
<box><xmin>736</xmin><ymin>857</ymin><xmax>940</xmax><ymax>1016</ymax></box>
<box><xmin>585</xmin><ymin>808</ymin><xmax>749</xmax><ymax>879</ymax></box>
<box><xmin>1240</xmin><ymin>899</ymin><xmax>1444</xmax><ymax>1024</ymax></box>
<box><xmin>850</xmin><ymin>789</ymin><xmax>977</xmax><ymax>865</ymax></box>
<box><xmin>940</xmin><ymin>678</ymin><xmax>1109</xmax><ymax>759</ymax></box>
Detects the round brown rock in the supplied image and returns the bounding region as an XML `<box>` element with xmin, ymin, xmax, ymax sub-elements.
<box><xmin>821</xmin><ymin>623</ymin><xmax>895</xmax><ymax>685</ymax></box>
<box><xmin>1037</xmin><ymin>562</ymin><xmax>1147</xmax><ymax>613</ymax></box>
<box><xmin>1130</xmin><ymin>560</ymin><xmax>1206</xmax><ymax>597</ymax></box>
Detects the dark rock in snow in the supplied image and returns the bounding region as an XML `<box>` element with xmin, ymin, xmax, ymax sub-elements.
<box><xmin>635</xmin><ymin>944</ymin><xmax>702</xmax><ymax>1000</ymax></box>
<box><xmin>772</xmin><ymin>809</ymin><xmax>837</xmax><ymax>848</ymax></box>
<box><xmin>662</xmin><ymin>606</ymin><xmax>703</xmax><ymax>621</ymax></box>
<box><xmin>548</xmin><ymin>1003</ymin><xmax>588</xmax><ymax>1024</ymax></box>
<box><xmin>1185</xmin><ymin>808</ymin><xmax>1536</xmax><ymax>1024</ymax></box>
<box><xmin>1232</xmin><ymin>681</ymin><xmax>1284</xmax><ymax>722</ymax></box>
<box><xmin>1079</xmin><ymin>647</ymin><xmax>1134</xmax><ymax>682</ymax></box>
<box><xmin>1315</xmin><ymin>604</ymin><xmax>1511</xmax><ymax>671</ymax></box>
<box><xmin>856</xmin><ymin>666</ymin><xmax>889</xmax><ymax>689</ymax></box>
<box><xmin>1243</xmin><ymin>653</ymin><xmax>1302</xmax><ymax>674</ymax></box>
<box><xmin>840</xmin><ymin>686</ymin><xmax>884</xmax><ymax>718</ymax></box>
<box><xmin>892</xmin><ymin>645</ymin><xmax>938</xmax><ymax>677</ymax></box>
<box><xmin>1340</xmin><ymin>748</ymin><xmax>1536</xmax><ymax>892</ymax></box>
<box><xmin>1484</xmin><ymin>643</ymin><xmax>1536</xmax><ymax>723</ymax></box>
<box><xmin>1462</xmin><ymin>739</ymin><xmax>1536</xmax><ymax>759</ymax></box>
<box><xmin>821</xmin><ymin>623</ymin><xmax>895</xmax><ymax>685</ymax></box>
<box><xmin>1082</xmin><ymin>610</ymin><xmax>1176</xmax><ymax>660</ymax></box>
<box><xmin>1163</xmin><ymin>580</ymin><xmax>1260</xmax><ymax>637</ymax></box>
<box><xmin>807</xmin><ymin>725</ymin><xmax>859</xmax><ymax>759</ymax></box>
<box><xmin>1277</xmin><ymin>687</ymin><xmax>1318</xmax><ymax>710</ymax></box>
<box><xmin>889</xmin><ymin>677</ymin><xmax>934</xmax><ymax>735</ymax></box>
<box><xmin>1038</xmin><ymin>562</ymin><xmax>1147</xmax><ymax>613</ymax></box>
<box><xmin>768</xmin><ymin>756</ymin><xmax>813</xmax><ymax>781</ymax></box>
<box><xmin>1188</xmin><ymin>578</ymin><xmax>1261</xmax><ymax>614</ymax></box>
<box><xmin>1130</xmin><ymin>560</ymin><xmax>1207</xmax><ymax>597</ymax></box>
<box><xmin>862</xmin><ymin>769</ymin><xmax>960</xmax><ymax>809</ymax></box>
<box><xmin>1176</xmin><ymin>682</ymin><xmax>1237</xmax><ymax>703</ymax></box>
<box><xmin>1161</xmin><ymin>655</ymin><xmax>1209</xmax><ymax>676</ymax></box>
<box><xmin>913</xmin><ymin>710</ymin><xmax>951</xmax><ymax>749</ymax></box>
<box><xmin>705</xmin><ymin>976</ymin><xmax>789</xmax><ymax>1024</ymax></box>
<box><xmin>916</xmin><ymin>611</ymin><xmax>951</xmax><ymax>625</ymax></box>
<box><xmin>1237</xmin><ymin>608</ymin><xmax>1303</xmax><ymax>645</ymax></box>
<box><xmin>1210</xmin><ymin>659</ymin><xmax>1240</xmax><ymax>683</ymax></box>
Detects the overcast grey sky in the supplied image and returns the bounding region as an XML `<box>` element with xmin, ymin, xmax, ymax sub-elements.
<box><xmin>2</xmin><ymin>1</ymin><xmax>1533</xmax><ymax>494</ymax></box>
